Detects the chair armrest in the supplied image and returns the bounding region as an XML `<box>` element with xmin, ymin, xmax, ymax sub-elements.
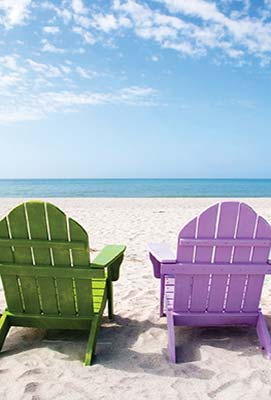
<box><xmin>148</xmin><ymin>243</ymin><xmax>176</xmax><ymax>263</ymax></box>
<box><xmin>91</xmin><ymin>245</ymin><xmax>126</xmax><ymax>281</ymax></box>
<box><xmin>148</xmin><ymin>243</ymin><xmax>176</xmax><ymax>279</ymax></box>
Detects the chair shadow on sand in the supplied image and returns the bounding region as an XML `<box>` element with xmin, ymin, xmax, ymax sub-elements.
<box><xmin>1</xmin><ymin>313</ymin><xmax>270</xmax><ymax>378</ymax></box>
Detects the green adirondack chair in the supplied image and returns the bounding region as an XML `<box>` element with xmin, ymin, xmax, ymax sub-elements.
<box><xmin>0</xmin><ymin>201</ymin><xmax>126</xmax><ymax>365</ymax></box>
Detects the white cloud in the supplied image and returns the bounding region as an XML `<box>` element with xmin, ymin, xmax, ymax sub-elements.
<box><xmin>0</xmin><ymin>54</ymin><xmax>27</xmax><ymax>73</ymax></box>
<box><xmin>162</xmin><ymin>0</ymin><xmax>224</xmax><ymax>23</ymax></box>
<box><xmin>1</xmin><ymin>0</ymin><xmax>271</xmax><ymax>64</ymax></box>
<box><xmin>76</xmin><ymin>66</ymin><xmax>96</xmax><ymax>79</ymax></box>
<box><xmin>60</xmin><ymin>65</ymin><xmax>71</xmax><ymax>74</ymax></box>
<box><xmin>161</xmin><ymin>0</ymin><xmax>271</xmax><ymax>54</ymax></box>
<box><xmin>0</xmin><ymin>85</ymin><xmax>158</xmax><ymax>124</ymax></box>
<box><xmin>0</xmin><ymin>0</ymin><xmax>32</xmax><ymax>29</ymax></box>
<box><xmin>110</xmin><ymin>0</ymin><xmax>271</xmax><ymax>62</ymax></box>
<box><xmin>27</xmin><ymin>59</ymin><xmax>63</xmax><ymax>78</ymax></box>
<box><xmin>163</xmin><ymin>40</ymin><xmax>205</xmax><ymax>56</ymax></box>
<box><xmin>74</xmin><ymin>11</ymin><xmax>132</xmax><ymax>32</ymax></box>
<box><xmin>151</xmin><ymin>55</ymin><xmax>159</xmax><ymax>62</ymax></box>
<box><xmin>43</xmin><ymin>26</ymin><xmax>60</xmax><ymax>34</ymax></box>
<box><xmin>91</xmin><ymin>13</ymin><xmax>118</xmax><ymax>32</ymax></box>
<box><xmin>41</xmin><ymin>39</ymin><xmax>66</xmax><ymax>53</ymax></box>
<box><xmin>117</xmin><ymin>86</ymin><xmax>158</xmax><ymax>105</ymax></box>
<box><xmin>72</xmin><ymin>26</ymin><xmax>96</xmax><ymax>44</ymax></box>
<box><xmin>0</xmin><ymin>54</ymin><xmax>18</xmax><ymax>70</ymax></box>
<box><xmin>0</xmin><ymin>52</ymin><xmax>157</xmax><ymax>124</ymax></box>
<box><xmin>73</xmin><ymin>14</ymin><xmax>92</xmax><ymax>28</ymax></box>
<box><xmin>71</xmin><ymin>0</ymin><xmax>87</xmax><ymax>15</ymax></box>
<box><xmin>0</xmin><ymin>73</ymin><xmax>22</xmax><ymax>88</ymax></box>
<box><xmin>41</xmin><ymin>2</ymin><xmax>72</xmax><ymax>24</ymax></box>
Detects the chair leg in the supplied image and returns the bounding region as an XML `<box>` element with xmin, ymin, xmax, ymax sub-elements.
<box><xmin>160</xmin><ymin>275</ymin><xmax>165</xmax><ymax>317</ymax></box>
<box><xmin>167</xmin><ymin>310</ymin><xmax>176</xmax><ymax>363</ymax></box>
<box><xmin>256</xmin><ymin>312</ymin><xmax>271</xmax><ymax>359</ymax></box>
<box><xmin>0</xmin><ymin>312</ymin><xmax>10</xmax><ymax>352</ymax></box>
<box><xmin>107</xmin><ymin>280</ymin><xmax>114</xmax><ymax>321</ymax></box>
<box><xmin>84</xmin><ymin>316</ymin><xmax>99</xmax><ymax>366</ymax></box>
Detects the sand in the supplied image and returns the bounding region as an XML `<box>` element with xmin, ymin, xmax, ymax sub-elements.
<box><xmin>0</xmin><ymin>198</ymin><xmax>271</xmax><ymax>400</ymax></box>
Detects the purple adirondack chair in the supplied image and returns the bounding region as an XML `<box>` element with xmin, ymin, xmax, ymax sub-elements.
<box><xmin>149</xmin><ymin>201</ymin><xmax>271</xmax><ymax>362</ymax></box>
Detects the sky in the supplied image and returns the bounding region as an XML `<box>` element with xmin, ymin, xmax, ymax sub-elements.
<box><xmin>0</xmin><ymin>0</ymin><xmax>271</xmax><ymax>178</ymax></box>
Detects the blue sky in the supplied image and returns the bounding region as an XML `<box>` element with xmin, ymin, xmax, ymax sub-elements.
<box><xmin>0</xmin><ymin>0</ymin><xmax>271</xmax><ymax>178</ymax></box>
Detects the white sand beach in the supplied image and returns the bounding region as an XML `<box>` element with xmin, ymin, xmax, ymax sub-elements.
<box><xmin>1</xmin><ymin>197</ymin><xmax>271</xmax><ymax>400</ymax></box>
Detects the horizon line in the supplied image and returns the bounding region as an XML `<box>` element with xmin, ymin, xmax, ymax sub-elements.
<box><xmin>0</xmin><ymin>178</ymin><xmax>271</xmax><ymax>181</ymax></box>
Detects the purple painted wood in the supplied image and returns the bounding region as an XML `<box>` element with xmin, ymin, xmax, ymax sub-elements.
<box><xmin>208</xmin><ymin>202</ymin><xmax>239</xmax><ymax>312</ymax></box>
<box><xmin>165</xmin><ymin>277</ymin><xmax>174</xmax><ymax>311</ymax></box>
<box><xmin>243</xmin><ymin>216</ymin><xmax>271</xmax><ymax>312</ymax></box>
<box><xmin>173</xmin><ymin>312</ymin><xmax>258</xmax><ymax>326</ymax></box>
<box><xmin>161</xmin><ymin>263</ymin><xmax>271</xmax><ymax>275</ymax></box>
<box><xmin>148</xmin><ymin>243</ymin><xmax>176</xmax><ymax>264</ymax></box>
<box><xmin>174</xmin><ymin>218</ymin><xmax>196</xmax><ymax>311</ymax></box>
<box><xmin>160</xmin><ymin>275</ymin><xmax>165</xmax><ymax>317</ymax></box>
<box><xmin>179</xmin><ymin>238</ymin><xmax>270</xmax><ymax>247</ymax></box>
<box><xmin>149</xmin><ymin>201</ymin><xmax>271</xmax><ymax>363</ymax></box>
<box><xmin>190</xmin><ymin>204</ymin><xmax>218</xmax><ymax>312</ymax></box>
<box><xmin>256</xmin><ymin>312</ymin><xmax>271</xmax><ymax>359</ymax></box>
<box><xmin>177</xmin><ymin>218</ymin><xmax>197</xmax><ymax>262</ymax></box>
<box><xmin>148</xmin><ymin>242</ymin><xmax>175</xmax><ymax>315</ymax></box>
<box><xmin>226</xmin><ymin>203</ymin><xmax>257</xmax><ymax>312</ymax></box>
<box><xmin>167</xmin><ymin>308</ymin><xmax>176</xmax><ymax>362</ymax></box>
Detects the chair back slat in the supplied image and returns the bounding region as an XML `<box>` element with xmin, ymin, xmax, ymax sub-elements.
<box><xmin>207</xmin><ymin>202</ymin><xmax>239</xmax><ymax>312</ymax></box>
<box><xmin>8</xmin><ymin>203</ymin><xmax>40</xmax><ymax>314</ymax></box>
<box><xmin>26</xmin><ymin>202</ymin><xmax>58</xmax><ymax>314</ymax></box>
<box><xmin>243</xmin><ymin>216</ymin><xmax>271</xmax><ymax>312</ymax></box>
<box><xmin>69</xmin><ymin>218</ymin><xmax>94</xmax><ymax>315</ymax></box>
<box><xmin>190</xmin><ymin>204</ymin><xmax>218</xmax><ymax>312</ymax></box>
<box><xmin>225</xmin><ymin>203</ymin><xmax>257</xmax><ymax>312</ymax></box>
<box><xmin>174</xmin><ymin>218</ymin><xmax>196</xmax><ymax>311</ymax></box>
<box><xmin>0</xmin><ymin>215</ymin><xmax>23</xmax><ymax>312</ymax></box>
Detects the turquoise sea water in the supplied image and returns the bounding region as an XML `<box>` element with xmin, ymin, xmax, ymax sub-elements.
<box><xmin>0</xmin><ymin>179</ymin><xmax>270</xmax><ymax>197</ymax></box>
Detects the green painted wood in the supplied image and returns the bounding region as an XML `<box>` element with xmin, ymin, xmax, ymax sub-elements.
<box><xmin>0</xmin><ymin>312</ymin><xmax>10</xmax><ymax>351</ymax></box>
<box><xmin>1</xmin><ymin>276</ymin><xmax>23</xmax><ymax>312</ymax></box>
<box><xmin>91</xmin><ymin>292</ymin><xmax>108</xmax><ymax>356</ymax></box>
<box><xmin>69</xmin><ymin>218</ymin><xmax>89</xmax><ymax>266</ymax></box>
<box><xmin>7</xmin><ymin>311</ymin><xmax>93</xmax><ymax>330</ymax></box>
<box><xmin>85</xmin><ymin>288</ymin><xmax>108</xmax><ymax>364</ymax></box>
<box><xmin>0</xmin><ymin>263</ymin><xmax>105</xmax><ymax>279</ymax></box>
<box><xmin>0</xmin><ymin>238</ymin><xmax>87</xmax><ymax>250</ymax></box>
<box><xmin>0</xmin><ymin>201</ymin><xmax>126</xmax><ymax>365</ymax></box>
<box><xmin>92</xmin><ymin>245</ymin><xmax>126</xmax><ymax>267</ymax></box>
<box><xmin>75</xmin><ymin>280</ymin><xmax>93</xmax><ymax>316</ymax></box>
<box><xmin>0</xmin><ymin>216</ymin><xmax>23</xmax><ymax>312</ymax></box>
<box><xmin>92</xmin><ymin>245</ymin><xmax>126</xmax><ymax>281</ymax></box>
<box><xmin>25</xmin><ymin>202</ymin><xmax>51</xmax><ymax>264</ymax></box>
<box><xmin>46</xmin><ymin>203</ymin><xmax>76</xmax><ymax>315</ymax></box>
<box><xmin>85</xmin><ymin>316</ymin><xmax>99</xmax><ymax>366</ymax></box>
<box><xmin>20</xmin><ymin>277</ymin><xmax>41</xmax><ymax>314</ymax></box>
<box><xmin>7</xmin><ymin>203</ymin><xmax>42</xmax><ymax>313</ymax></box>
<box><xmin>107</xmin><ymin>280</ymin><xmax>114</xmax><ymax>320</ymax></box>
<box><xmin>27</xmin><ymin>202</ymin><xmax>59</xmax><ymax>315</ymax></box>
<box><xmin>69</xmin><ymin>218</ymin><xmax>93</xmax><ymax>315</ymax></box>
<box><xmin>56</xmin><ymin>278</ymin><xmax>76</xmax><ymax>315</ymax></box>
<box><xmin>92</xmin><ymin>279</ymin><xmax>107</xmax><ymax>313</ymax></box>
<box><xmin>46</xmin><ymin>203</ymin><xmax>71</xmax><ymax>266</ymax></box>
<box><xmin>0</xmin><ymin>217</ymin><xmax>14</xmax><ymax>263</ymax></box>
<box><xmin>8</xmin><ymin>204</ymin><xmax>32</xmax><ymax>264</ymax></box>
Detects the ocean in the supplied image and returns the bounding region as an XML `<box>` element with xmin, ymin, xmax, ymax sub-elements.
<box><xmin>0</xmin><ymin>179</ymin><xmax>270</xmax><ymax>197</ymax></box>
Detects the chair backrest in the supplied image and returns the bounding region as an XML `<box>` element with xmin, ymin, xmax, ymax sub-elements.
<box><xmin>0</xmin><ymin>201</ymin><xmax>103</xmax><ymax>317</ymax></box>
<box><xmin>172</xmin><ymin>201</ymin><xmax>271</xmax><ymax>314</ymax></box>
